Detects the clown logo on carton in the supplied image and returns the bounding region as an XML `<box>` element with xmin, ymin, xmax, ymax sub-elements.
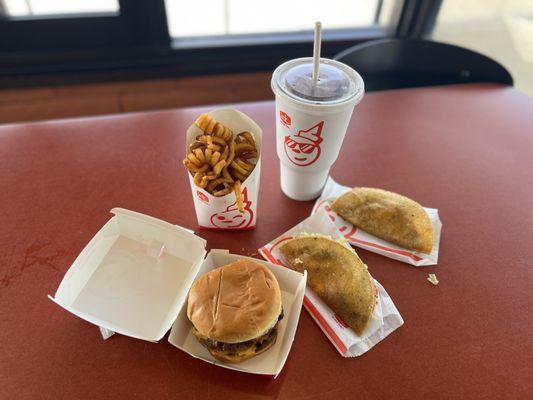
<box><xmin>209</xmin><ymin>188</ymin><xmax>254</xmax><ymax>229</ymax></box>
<box><xmin>284</xmin><ymin>121</ymin><xmax>324</xmax><ymax>166</ymax></box>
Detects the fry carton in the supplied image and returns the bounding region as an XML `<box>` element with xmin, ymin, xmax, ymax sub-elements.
<box><xmin>185</xmin><ymin>109</ymin><xmax>262</xmax><ymax>230</ymax></box>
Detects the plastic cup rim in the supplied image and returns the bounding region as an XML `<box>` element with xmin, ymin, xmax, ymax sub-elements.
<box><xmin>271</xmin><ymin>57</ymin><xmax>365</xmax><ymax>108</ymax></box>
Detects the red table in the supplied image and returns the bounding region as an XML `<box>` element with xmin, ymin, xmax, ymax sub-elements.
<box><xmin>1</xmin><ymin>83</ymin><xmax>532</xmax><ymax>399</ymax></box>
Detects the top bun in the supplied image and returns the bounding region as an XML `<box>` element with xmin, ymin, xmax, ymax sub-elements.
<box><xmin>187</xmin><ymin>259</ymin><xmax>282</xmax><ymax>343</ymax></box>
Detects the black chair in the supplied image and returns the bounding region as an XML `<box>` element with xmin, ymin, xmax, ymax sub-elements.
<box><xmin>334</xmin><ymin>38</ymin><xmax>513</xmax><ymax>91</ymax></box>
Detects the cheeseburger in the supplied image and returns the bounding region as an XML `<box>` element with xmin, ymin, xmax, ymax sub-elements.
<box><xmin>187</xmin><ymin>259</ymin><xmax>283</xmax><ymax>363</ymax></box>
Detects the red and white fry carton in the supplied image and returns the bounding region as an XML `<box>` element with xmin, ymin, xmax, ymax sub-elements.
<box><xmin>49</xmin><ymin>208</ymin><xmax>306</xmax><ymax>377</ymax></box>
<box><xmin>186</xmin><ymin>109</ymin><xmax>262</xmax><ymax>230</ymax></box>
<box><xmin>312</xmin><ymin>177</ymin><xmax>442</xmax><ymax>266</ymax></box>
<box><xmin>259</xmin><ymin>208</ymin><xmax>404</xmax><ymax>357</ymax></box>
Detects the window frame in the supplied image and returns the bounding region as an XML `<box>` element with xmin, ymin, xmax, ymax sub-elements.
<box><xmin>0</xmin><ymin>0</ymin><xmax>169</xmax><ymax>51</ymax></box>
<box><xmin>0</xmin><ymin>0</ymin><xmax>442</xmax><ymax>88</ymax></box>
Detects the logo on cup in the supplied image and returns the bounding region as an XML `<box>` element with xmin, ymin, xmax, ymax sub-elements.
<box><xmin>284</xmin><ymin>121</ymin><xmax>324</xmax><ymax>166</ymax></box>
<box><xmin>210</xmin><ymin>188</ymin><xmax>253</xmax><ymax>229</ymax></box>
<box><xmin>280</xmin><ymin>111</ymin><xmax>291</xmax><ymax>127</ymax></box>
<box><xmin>197</xmin><ymin>190</ymin><xmax>209</xmax><ymax>204</ymax></box>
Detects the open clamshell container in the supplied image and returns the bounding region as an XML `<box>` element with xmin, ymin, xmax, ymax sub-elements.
<box><xmin>49</xmin><ymin>208</ymin><xmax>307</xmax><ymax>376</ymax></box>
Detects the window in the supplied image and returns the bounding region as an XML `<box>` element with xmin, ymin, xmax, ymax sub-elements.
<box><xmin>0</xmin><ymin>1</ymin><xmax>168</xmax><ymax>53</ymax></box>
<box><xmin>2</xmin><ymin>0</ymin><xmax>119</xmax><ymax>17</ymax></box>
<box><xmin>166</xmin><ymin>0</ymin><xmax>399</xmax><ymax>38</ymax></box>
<box><xmin>1</xmin><ymin>0</ymin><xmax>431</xmax><ymax>85</ymax></box>
<box><xmin>432</xmin><ymin>0</ymin><xmax>533</xmax><ymax>96</ymax></box>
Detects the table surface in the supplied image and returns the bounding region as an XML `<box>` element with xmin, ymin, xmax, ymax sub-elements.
<box><xmin>1</xmin><ymin>83</ymin><xmax>532</xmax><ymax>400</ymax></box>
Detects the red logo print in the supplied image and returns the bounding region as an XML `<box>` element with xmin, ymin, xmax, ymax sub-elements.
<box><xmin>333</xmin><ymin>314</ymin><xmax>350</xmax><ymax>329</ymax></box>
<box><xmin>315</xmin><ymin>199</ymin><xmax>357</xmax><ymax>240</ymax></box>
<box><xmin>264</xmin><ymin>236</ymin><xmax>294</xmax><ymax>265</ymax></box>
<box><xmin>280</xmin><ymin>111</ymin><xmax>291</xmax><ymax>127</ymax></box>
<box><xmin>197</xmin><ymin>190</ymin><xmax>209</xmax><ymax>204</ymax></box>
<box><xmin>210</xmin><ymin>188</ymin><xmax>254</xmax><ymax>229</ymax></box>
<box><xmin>284</xmin><ymin>121</ymin><xmax>324</xmax><ymax>166</ymax></box>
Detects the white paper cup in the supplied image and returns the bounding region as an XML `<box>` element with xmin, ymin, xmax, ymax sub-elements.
<box><xmin>272</xmin><ymin>58</ymin><xmax>364</xmax><ymax>201</ymax></box>
<box><xmin>280</xmin><ymin>164</ymin><xmax>329</xmax><ymax>201</ymax></box>
<box><xmin>185</xmin><ymin>109</ymin><xmax>262</xmax><ymax>229</ymax></box>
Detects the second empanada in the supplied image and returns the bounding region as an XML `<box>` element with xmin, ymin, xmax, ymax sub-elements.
<box><xmin>331</xmin><ymin>188</ymin><xmax>433</xmax><ymax>253</ymax></box>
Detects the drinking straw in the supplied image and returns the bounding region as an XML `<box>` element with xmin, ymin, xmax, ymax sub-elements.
<box><xmin>312</xmin><ymin>21</ymin><xmax>322</xmax><ymax>84</ymax></box>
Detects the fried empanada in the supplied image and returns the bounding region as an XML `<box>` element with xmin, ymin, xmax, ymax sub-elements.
<box><xmin>279</xmin><ymin>236</ymin><xmax>375</xmax><ymax>336</ymax></box>
<box><xmin>331</xmin><ymin>188</ymin><xmax>433</xmax><ymax>253</ymax></box>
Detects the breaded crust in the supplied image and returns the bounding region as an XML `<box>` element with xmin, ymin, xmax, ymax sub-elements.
<box><xmin>280</xmin><ymin>236</ymin><xmax>375</xmax><ymax>336</ymax></box>
<box><xmin>332</xmin><ymin>188</ymin><xmax>434</xmax><ymax>253</ymax></box>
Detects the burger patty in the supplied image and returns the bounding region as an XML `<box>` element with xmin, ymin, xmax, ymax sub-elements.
<box><xmin>194</xmin><ymin>309</ymin><xmax>284</xmax><ymax>355</ymax></box>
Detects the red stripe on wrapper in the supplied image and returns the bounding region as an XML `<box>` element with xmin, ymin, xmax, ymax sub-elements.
<box><xmin>260</xmin><ymin>243</ymin><xmax>348</xmax><ymax>355</ymax></box>
<box><xmin>303</xmin><ymin>296</ymin><xmax>347</xmax><ymax>355</ymax></box>
<box><xmin>349</xmin><ymin>238</ymin><xmax>423</xmax><ymax>261</ymax></box>
<box><xmin>259</xmin><ymin>247</ymin><xmax>278</xmax><ymax>264</ymax></box>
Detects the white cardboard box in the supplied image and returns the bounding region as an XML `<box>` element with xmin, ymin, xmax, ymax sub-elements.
<box><xmin>49</xmin><ymin>208</ymin><xmax>306</xmax><ymax>376</ymax></box>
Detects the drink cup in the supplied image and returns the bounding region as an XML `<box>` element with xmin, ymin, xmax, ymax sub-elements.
<box><xmin>271</xmin><ymin>57</ymin><xmax>364</xmax><ymax>201</ymax></box>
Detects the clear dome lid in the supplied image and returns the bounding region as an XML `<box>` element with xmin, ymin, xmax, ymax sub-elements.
<box><xmin>274</xmin><ymin>58</ymin><xmax>364</xmax><ymax>105</ymax></box>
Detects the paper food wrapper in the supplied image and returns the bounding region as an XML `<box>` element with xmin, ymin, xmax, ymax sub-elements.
<box><xmin>259</xmin><ymin>208</ymin><xmax>404</xmax><ymax>357</ymax></box>
<box><xmin>186</xmin><ymin>109</ymin><xmax>262</xmax><ymax>230</ymax></box>
<box><xmin>312</xmin><ymin>177</ymin><xmax>442</xmax><ymax>266</ymax></box>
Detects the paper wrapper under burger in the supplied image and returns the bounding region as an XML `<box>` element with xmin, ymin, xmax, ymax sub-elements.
<box><xmin>185</xmin><ymin>109</ymin><xmax>262</xmax><ymax>230</ymax></box>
